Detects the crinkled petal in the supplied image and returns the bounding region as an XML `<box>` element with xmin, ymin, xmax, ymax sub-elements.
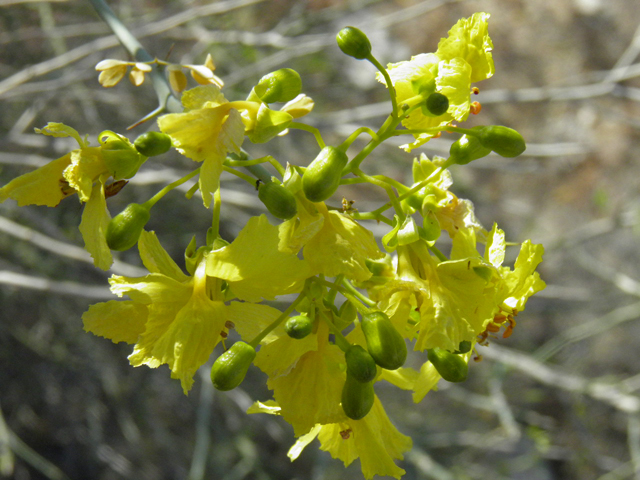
<box><xmin>0</xmin><ymin>154</ymin><xmax>72</xmax><ymax>207</ymax></box>
<box><xmin>436</xmin><ymin>12</ymin><xmax>494</xmax><ymax>83</ymax></box>
<box><xmin>304</xmin><ymin>204</ymin><xmax>384</xmax><ymax>282</ymax></box>
<box><xmin>63</xmin><ymin>147</ymin><xmax>107</xmax><ymax>202</ymax></box>
<box><xmin>502</xmin><ymin>240</ymin><xmax>546</xmax><ymax>310</ymax></box>
<box><xmin>318</xmin><ymin>397</ymin><xmax>412</xmax><ymax>480</ymax></box>
<box><xmin>181</xmin><ymin>84</ymin><xmax>227</xmax><ymax>110</ymax></box>
<box><xmin>206</xmin><ymin>215</ymin><xmax>312</xmax><ymax>301</ymax></box>
<box><xmin>83</xmin><ymin>300</ymin><xmax>148</xmax><ymax>344</ymax></box>
<box><xmin>267</xmin><ymin>323</ymin><xmax>345</xmax><ymax>436</ymax></box>
<box><xmin>78</xmin><ymin>181</ymin><xmax>113</xmax><ymax>270</ymax></box>
<box><xmin>129</xmin><ymin>293</ymin><xmax>228</xmax><ymax>394</ymax></box>
<box><xmin>278</xmin><ymin>195</ymin><xmax>324</xmax><ymax>254</ymax></box>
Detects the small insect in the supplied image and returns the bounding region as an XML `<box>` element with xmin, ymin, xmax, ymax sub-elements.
<box><xmin>340</xmin><ymin>429</ymin><xmax>352</xmax><ymax>440</ymax></box>
<box><xmin>342</xmin><ymin>197</ymin><xmax>356</xmax><ymax>213</ymax></box>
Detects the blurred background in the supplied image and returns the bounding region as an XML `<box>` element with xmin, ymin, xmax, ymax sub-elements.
<box><xmin>1</xmin><ymin>0</ymin><xmax>640</xmax><ymax>479</ymax></box>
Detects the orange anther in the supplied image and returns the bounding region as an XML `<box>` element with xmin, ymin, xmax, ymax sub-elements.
<box><xmin>472</xmin><ymin>86</ymin><xmax>480</xmax><ymax>95</ymax></box>
<box><xmin>470</xmin><ymin>101</ymin><xmax>482</xmax><ymax>115</ymax></box>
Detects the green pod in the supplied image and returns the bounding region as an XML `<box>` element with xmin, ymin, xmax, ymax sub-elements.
<box><xmin>476</xmin><ymin>125</ymin><xmax>526</xmax><ymax>158</ymax></box>
<box><xmin>345</xmin><ymin>344</ymin><xmax>377</xmax><ymax>383</ymax></box>
<box><xmin>336</xmin><ymin>26</ymin><xmax>372</xmax><ymax>60</ymax></box>
<box><xmin>134</xmin><ymin>131</ymin><xmax>172</xmax><ymax>157</ymax></box>
<box><xmin>258</xmin><ymin>181</ymin><xmax>298</xmax><ymax>220</ymax></box>
<box><xmin>425</xmin><ymin>92</ymin><xmax>449</xmax><ymax>116</ymax></box>
<box><xmin>361</xmin><ymin>311</ymin><xmax>407</xmax><ymax>370</ymax></box>
<box><xmin>284</xmin><ymin>315</ymin><xmax>314</xmax><ymax>339</ymax></box>
<box><xmin>106</xmin><ymin>203</ymin><xmax>150</xmax><ymax>251</ymax></box>
<box><xmin>341</xmin><ymin>373</ymin><xmax>374</xmax><ymax>420</ymax></box>
<box><xmin>427</xmin><ymin>347</ymin><xmax>468</xmax><ymax>383</ymax></box>
<box><xmin>449</xmin><ymin>134</ymin><xmax>491</xmax><ymax>165</ymax></box>
<box><xmin>210</xmin><ymin>341</ymin><xmax>256</xmax><ymax>391</ymax></box>
<box><xmin>254</xmin><ymin>68</ymin><xmax>302</xmax><ymax>104</ymax></box>
<box><xmin>302</xmin><ymin>146</ymin><xmax>348</xmax><ymax>202</ymax></box>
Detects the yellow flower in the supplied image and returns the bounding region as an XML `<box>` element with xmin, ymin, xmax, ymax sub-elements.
<box><xmin>377</xmin><ymin>13</ymin><xmax>494</xmax><ymax>151</ymax></box>
<box><xmin>157</xmin><ymin>85</ymin><xmax>245</xmax><ymax>207</ymax></box>
<box><xmin>279</xmin><ymin>198</ymin><xmax>384</xmax><ymax>282</ymax></box>
<box><xmin>0</xmin><ymin>123</ymin><xmax>138</xmax><ymax>269</ymax></box>
<box><xmin>83</xmin><ymin>215</ymin><xmax>311</xmax><ymax>394</ymax></box>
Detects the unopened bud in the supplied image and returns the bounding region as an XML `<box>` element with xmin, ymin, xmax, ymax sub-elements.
<box><xmin>254</xmin><ymin>68</ymin><xmax>302</xmax><ymax>104</ymax></box>
<box><xmin>336</xmin><ymin>26</ymin><xmax>372</xmax><ymax>60</ymax></box>
<box><xmin>106</xmin><ymin>203</ymin><xmax>150</xmax><ymax>251</ymax></box>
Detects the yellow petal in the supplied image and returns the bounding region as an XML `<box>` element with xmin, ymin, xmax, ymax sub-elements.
<box><xmin>0</xmin><ymin>153</ymin><xmax>71</xmax><ymax>207</ymax></box>
<box><xmin>129</xmin><ymin>293</ymin><xmax>228</xmax><ymax>394</ymax></box>
<box><xmin>138</xmin><ymin>231</ymin><xmax>190</xmax><ymax>282</ymax></box>
<box><xmin>318</xmin><ymin>397</ymin><xmax>412</xmax><ymax>480</ymax></box>
<box><xmin>99</xmin><ymin>65</ymin><xmax>128</xmax><ymax>87</ymax></box>
<box><xmin>206</xmin><ymin>215</ymin><xmax>312</xmax><ymax>301</ymax></box>
<box><xmin>109</xmin><ymin>273</ymin><xmax>191</xmax><ymax>304</ymax></box>
<box><xmin>412</xmin><ymin>360</ymin><xmax>441</xmax><ymax>403</ymax></box>
<box><xmin>304</xmin><ymin>204</ymin><xmax>384</xmax><ymax>282</ymax></box>
<box><xmin>83</xmin><ymin>300</ymin><xmax>148</xmax><ymax>344</ymax></box>
<box><xmin>267</xmin><ymin>324</ymin><xmax>345</xmax><ymax>436</ymax></box>
<box><xmin>63</xmin><ymin>147</ymin><xmax>107</xmax><ymax>202</ymax></box>
<box><xmin>78</xmin><ymin>182</ymin><xmax>113</xmax><ymax>270</ymax></box>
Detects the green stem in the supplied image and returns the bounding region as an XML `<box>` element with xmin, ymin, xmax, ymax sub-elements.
<box><xmin>339</xmin><ymin>126</ymin><xmax>380</xmax><ymax>152</ymax></box>
<box><xmin>222</xmin><ymin>166</ymin><xmax>256</xmax><ymax>185</ymax></box>
<box><xmin>429</xmin><ymin>245</ymin><xmax>448</xmax><ymax>262</ymax></box>
<box><xmin>319</xmin><ymin>310</ymin><xmax>351</xmax><ymax>352</ymax></box>
<box><xmin>142</xmin><ymin>167</ymin><xmax>200</xmax><ymax>209</ymax></box>
<box><xmin>249</xmin><ymin>294</ymin><xmax>306</xmax><ymax>348</ymax></box>
<box><xmin>366</xmin><ymin>53</ymin><xmax>398</xmax><ymax>117</ymax></box>
<box><xmin>341</xmin><ymin>278</ymin><xmax>376</xmax><ymax>308</ymax></box>
<box><xmin>289</xmin><ymin>122</ymin><xmax>326</xmax><ymax>149</ymax></box>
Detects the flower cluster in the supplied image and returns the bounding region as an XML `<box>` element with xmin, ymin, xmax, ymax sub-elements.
<box><xmin>0</xmin><ymin>13</ymin><xmax>545</xmax><ymax>479</ymax></box>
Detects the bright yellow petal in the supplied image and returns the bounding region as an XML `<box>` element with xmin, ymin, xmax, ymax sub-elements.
<box><xmin>78</xmin><ymin>182</ymin><xmax>113</xmax><ymax>270</ymax></box>
<box><xmin>82</xmin><ymin>300</ymin><xmax>148</xmax><ymax>344</ymax></box>
<box><xmin>138</xmin><ymin>230</ymin><xmax>190</xmax><ymax>283</ymax></box>
<box><xmin>318</xmin><ymin>397</ymin><xmax>412</xmax><ymax>480</ymax></box>
<box><xmin>227</xmin><ymin>301</ymin><xmax>283</xmax><ymax>344</ymax></box>
<box><xmin>109</xmin><ymin>273</ymin><xmax>191</xmax><ymax>304</ymax></box>
<box><xmin>0</xmin><ymin>154</ymin><xmax>72</xmax><ymax>207</ymax></box>
<box><xmin>304</xmin><ymin>204</ymin><xmax>384</xmax><ymax>282</ymax></box>
<box><xmin>198</xmin><ymin>152</ymin><xmax>223</xmax><ymax>208</ymax></box>
<box><xmin>63</xmin><ymin>147</ymin><xmax>107</xmax><ymax>202</ymax></box>
<box><xmin>129</xmin><ymin>293</ymin><xmax>228</xmax><ymax>394</ymax></box>
<box><xmin>412</xmin><ymin>360</ymin><xmax>441</xmax><ymax>403</ymax></box>
<box><xmin>255</xmin><ymin>331</ymin><xmax>318</xmax><ymax>378</ymax></box>
<box><xmin>206</xmin><ymin>215</ymin><xmax>312</xmax><ymax>301</ymax></box>
<box><xmin>267</xmin><ymin>323</ymin><xmax>345</xmax><ymax>436</ymax></box>
<box><xmin>278</xmin><ymin>195</ymin><xmax>324</xmax><ymax>254</ymax></box>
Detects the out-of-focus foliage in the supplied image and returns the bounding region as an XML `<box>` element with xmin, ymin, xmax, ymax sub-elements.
<box><xmin>1</xmin><ymin>0</ymin><xmax>640</xmax><ymax>479</ymax></box>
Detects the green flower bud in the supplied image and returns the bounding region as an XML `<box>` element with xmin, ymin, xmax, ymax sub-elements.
<box><xmin>425</xmin><ymin>92</ymin><xmax>449</xmax><ymax>116</ymax></box>
<box><xmin>284</xmin><ymin>315</ymin><xmax>314</xmax><ymax>339</ymax></box>
<box><xmin>345</xmin><ymin>344</ymin><xmax>377</xmax><ymax>383</ymax></box>
<box><xmin>336</xmin><ymin>300</ymin><xmax>357</xmax><ymax>330</ymax></box>
<box><xmin>258</xmin><ymin>181</ymin><xmax>297</xmax><ymax>220</ymax></box>
<box><xmin>106</xmin><ymin>203</ymin><xmax>150</xmax><ymax>251</ymax></box>
<box><xmin>302</xmin><ymin>146</ymin><xmax>349</xmax><ymax>202</ymax></box>
<box><xmin>248</xmin><ymin>105</ymin><xmax>293</xmax><ymax>144</ymax></box>
<box><xmin>421</xmin><ymin>211</ymin><xmax>440</xmax><ymax>242</ymax></box>
<box><xmin>133</xmin><ymin>131</ymin><xmax>172</xmax><ymax>157</ymax></box>
<box><xmin>449</xmin><ymin>134</ymin><xmax>491</xmax><ymax>165</ymax></box>
<box><xmin>210</xmin><ymin>341</ymin><xmax>256</xmax><ymax>391</ymax></box>
<box><xmin>454</xmin><ymin>341</ymin><xmax>472</xmax><ymax>354</ymax></box>
<box><xmin>427</xmin><ymin>347</ymin><xmax>468</xmax><ymax>383</ymax></box>
<box><xmin>361</xmin><ymin>311</ymin><xmax>407</xmax><ymax>370</ymax></box>
<box><xmin>341</xmin><ymin>372</ymin><xmax>374</xmax><ymax>420</ymax></box>
<box><xmin>101</xmin><ymin>134</ymin><xmax>146</xmax><ymax>180</ymax></box>
<box><xmin>475</xmin><ymin>125</ymin><xmax>526</xmax><ymax>158</ymax></box>
<box><xmin>254</xmin><ymin>68</ymin><xmax>302</xmax><ymax>104</ymax></box>
<box><xmin>336</xmin><ymin>26</ymin><xmax>372</xmax><ymax>60</ymax></box>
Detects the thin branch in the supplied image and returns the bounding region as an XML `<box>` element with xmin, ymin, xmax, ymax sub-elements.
<box><xmin>0</xmin><ymin>270</ymin><xmax>112</xmax><ymax>299</ymax></box>
<box><xmin>479</xmin><ymin>343</ymin><xmax>640</xmax><ymax>413</ymax></box>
